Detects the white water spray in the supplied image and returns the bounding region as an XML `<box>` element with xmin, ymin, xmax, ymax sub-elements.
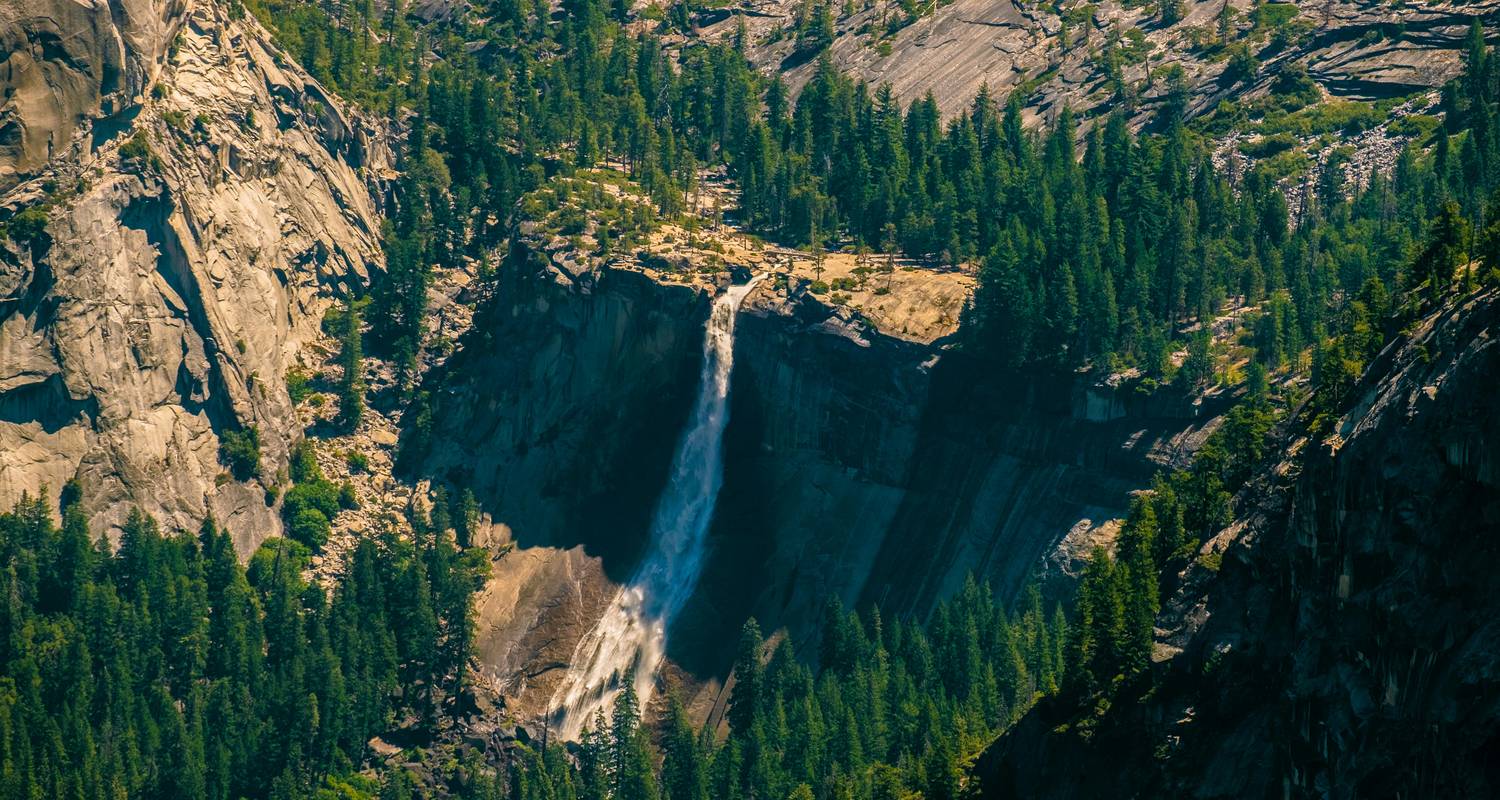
<box><xmin>547</xmin><ymin>276</ymin><xmax>762</xmax><ymax>739</ymax></box>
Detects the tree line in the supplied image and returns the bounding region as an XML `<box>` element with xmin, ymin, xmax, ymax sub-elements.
<box><xmin>243</xmin><ymin>0</ymin><xmax>1500</xmax><ymax>392</ymax></box>
<box><xmin>0</xmin><ymin>489</ymin><xmax>488</xmax><ymax>799</ymax></box>
<box><xmin>491</xmin><ymin>579</ymin><xmax>1065</xmax><ymax>800</ymax></box>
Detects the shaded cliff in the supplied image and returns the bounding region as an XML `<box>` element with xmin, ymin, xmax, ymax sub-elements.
<box><xmin>978</xmin><ymin>287</ymin><xmax>1500</xmax><ymax>799</ymax></box>
<box><xmin>0</xmin><ymin>1</ymin><xmax>387</xmax><ymax>553</ymax></box>
<box><xmin>411</xmin><ymin>204</ymin><xmax>1228</xmax><ymax>719</ymax></box>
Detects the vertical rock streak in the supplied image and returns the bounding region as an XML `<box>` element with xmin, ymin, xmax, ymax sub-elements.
<box><xmin>547</xmin><ymin>277</ymin><xmax>761</xmax><ymax>739</ymax></box>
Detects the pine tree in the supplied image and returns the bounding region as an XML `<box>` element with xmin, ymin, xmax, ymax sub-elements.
<box><xmin>660</xmin><ymin>698</ymin><xmax>708</xmax><ymax>800</ymax></box>
<box><xmin>728</xmin><ymin>618</ymin><xmax>764</xmax><ymax>735</ymax></box>
<box><xmin>338</xmin><ymin>299</ymin><xmax>365</xmax><ymax>431</ymax></box>
<box><xmin>1118</xmin><ymin>498</ymin><xmax>1161</xmax><ymax>675</ymax></box>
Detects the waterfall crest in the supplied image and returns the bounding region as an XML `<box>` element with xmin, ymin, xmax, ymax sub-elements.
<box><xmin>546</xmin><ymin>276</ymin><xmax>762</xmax><ymax>739</ymax></box>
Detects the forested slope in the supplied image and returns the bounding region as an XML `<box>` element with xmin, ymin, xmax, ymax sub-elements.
<box><xmin>3</xmin><ymin>0</ymin><xmax>1500</xmax><ymax>797</ymax></box>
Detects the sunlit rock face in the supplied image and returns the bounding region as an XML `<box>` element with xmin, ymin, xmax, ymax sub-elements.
<box><xmin>0</xmin><ymin>2</ymin><xmax>387</xmax><ymax>553</ymax></box>
<box><xmin>701</xmin><ymin>0</ymin><xmax>1499</xmax><ymax>124</ymax></box>
<box><xmin>0</xmin><ymin>0</ymin><xmax>186</xmax><ymax>190</ymax></box>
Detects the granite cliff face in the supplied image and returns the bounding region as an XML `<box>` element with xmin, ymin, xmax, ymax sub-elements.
<box><xmin>411</xmin><ymin>217</ymin><xmax>1227</xmax><ymax>720</ymax></box>
<box><xmin>0</xmin><ymin>0</ymin><xmax>187</xmax><ymax>190</ymax></box>
<box><xmin>0</xmin><ymin>1</ymin><xmax>387</xmax><ymax>552</ymax></box>
<box><xmin>698</xmin><ymin>0</ymin><xmax>1500</xmax><ymax>123</ymax></box>
<box><xmin>978</xmin><ymin>288</ymin><xmax>1500</xmax><ymax>799</ymax></box>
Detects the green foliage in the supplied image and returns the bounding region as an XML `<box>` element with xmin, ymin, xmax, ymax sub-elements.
<box><xmin>281</xmin><ymin>440</ymin><xmax>350</xmax><ymax>551</ymax></box>
<box><xmin>287</xmin><ymin>504</ymin><xmax>333</xmax><ymax>548</ymax></box>
<box><xmin>1062</xmin><ymin>397</ymin><xmax>1274</xmax><ymax>708</ymax></box>
<box><xmin>337</xmin><ymin>299</ymin><xmax>366</xmax><ymax>431</ymax></box>
<box><xmin>1239</xmin><ymin>133</ymin><xmax>1298</xmax><ymax>158</ymax></box>
<box><xmin>119</xmin><ymin>129</ymin><xmax>153</xmax><ymax>161</ymax></box>
<box><xmin>1222</xmin><ymin>43</ymin><xmax>1258</xmax><ymax>86</ymax></box>
<box><xmin>1409</xmin><ymin>201</ymin><xmax>1470</xmax><ymax>302</ymax></box>
<box><xmin>286</xmin><ymin>366</ymin><xmax>314</xmax><ymax>404</ymax></box>
<box><xmin>0</xmin><ymin>492</ymin><xmax>488</xmax><ymax>800</ymax></box>
<box><xmin>1258</xmin><ymin>99</ymin><xmax>1385</xmax><ymax>138</ymax></box>
<box><xmin>1254</xmin><ymin>2</ymin><xmax>1299</xmax><ymax>29</ymax></box>
<box><xmin>1</xmin><ymin>206</ymin><xmax>49</xmax><ymax>245</ymax></box>
<box><xmin>220</xmin><ymin>424</ymin><xmax>262</xmax><ymax>480</ymax></box>
<box><xmin>1386</xmin><ymin>113</ymin><xmax>1441</xmax><ymax>141</ymax></box>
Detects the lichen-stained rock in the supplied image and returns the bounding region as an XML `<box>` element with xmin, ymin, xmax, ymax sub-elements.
<box><xmin>0</xmin><ymin>0</ymin><xmax>187</xmax><ymax>190</ymax></box>
<box><xmin>0</xmin><ymin>2</ymin><xmax>386</xmax><ymax>555</ymax></box>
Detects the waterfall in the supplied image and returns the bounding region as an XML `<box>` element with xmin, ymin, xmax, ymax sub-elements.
<box><xmin>546</xmin><ymin>276</ymin><xmax>762</xmax><ymax>740</ymax></box>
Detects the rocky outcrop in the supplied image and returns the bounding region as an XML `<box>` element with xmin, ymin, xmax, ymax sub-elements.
<box><xmin>0</xmin><ymin>0</ymin><xmax>186</xmax><ymax>190</ymax></box>
<box><xmin>699</xmin><ymin>0</ymin><xmax>1500</xmax><ymax>123</ymax></box>
<box><xmin>412</xmin><ymin>218</ymin><xmax>1226</xmax><ymax>720</ymax></box>
<box><xmin>978</xmin><ymin>288</ymin><xmax>1500</xmax><ymax>799</ymax></box>
<box><xmin>0</xmin><ymin>2</ymin><xmax>387</xmax><ymax>554</ymax></box>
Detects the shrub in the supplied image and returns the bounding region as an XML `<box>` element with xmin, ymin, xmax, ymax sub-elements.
<box><xmin>321</xmin><ymin>304</ymin><xmax>350</xmax><ymax>336</ymax></box>
<box><xmin>288</xmin><ymin>440</ymin><xmax>322</xmax><ymax>483</ymax></box>
<box><xmin>287</xmin><ymin>507</ymin><xmax>331</xmax><ymax>549</ymax></box>
<box><xmin>3</xmin><ymin>207</ymin><xmax>50</xmax><ymax>245</ymax></box>
<box><xmin>1386</xmin><ymin>113</ymin><xmax>1440</xmax><ymax>140</ymax></box>
<box><xmin>247</xmin><ymin>538</ymin><xmax>311</xmax><ymax>585</ymax></box>
<box><xmin>286</xmin><ymin>367</ymin><xmax>313</xmax><ymax>404</ymax></box>
<box><xmin>1222</xmin><ymin>43</ymin><xmax>1258</xmax><ymax>86</ymax></box>
<box><xmin>346</xmin><ymin>451</ymin><xmax>370</xmax><ymax>473</ymax></box>
<box><xmin>1270</xmin><ymin>64</ymin><xmax>1320</xmax><ymax>108</ymax></box>
<box><xmin>283</xmin><ymin>480</ymin><xmax>340</xmax><ymax>523</ymax></box>
<box><xmin>1239</xmin><ymin>133</ymin><xmax>1298</xmax><ymax>158</ymax></box>
<box><xmin>1261</xmin><ymin>100</ymin><xmax>1383</xmax><ymax>137</ymax></box>
<box><xmin>220</xmin><ymin>426</ymin><xmax>262</xmax><ymax>480</ymax></box>
<box><xmin>1253</xmin><ymin>2</ymin><xmax>1300</xmax><ymax>31</ymax></box>
<box><xmin>119</xmin><ymin>130</ymin><xmax>153</xmax><ymax>162</ymax></box>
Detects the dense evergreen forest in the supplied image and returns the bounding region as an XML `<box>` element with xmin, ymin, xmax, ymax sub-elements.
<box><xmin>0</xmin><ymin>487</ymin><xmax>489</xmax><ymax>799</ymax></box>
<box><xmin>5</xmin><ymin>0</ymin><xmax>1500</xmax><ymax>795</ymax></box>
<box><xmin>243</xmin><ymin>0</ymin><xmax>1500</xmax><ymax>380</ymax></box>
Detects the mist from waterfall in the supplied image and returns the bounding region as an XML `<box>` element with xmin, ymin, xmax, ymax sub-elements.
<box><xmin>546</xmin><ymin>276</ymin><xmax>762</xmax><ymax>740</ymax></box>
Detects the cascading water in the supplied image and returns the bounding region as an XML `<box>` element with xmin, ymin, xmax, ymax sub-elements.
<box><xmin>546</xmin><ymin>276</ymin><xmax>763</xmax><ymax>739</ymax></box>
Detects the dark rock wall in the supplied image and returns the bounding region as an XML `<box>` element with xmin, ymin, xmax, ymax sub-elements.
<box><xmin>422</xmin><ymin>261</ymin><xmax>1223</xmax><ymax>693</ymax></box>
<box><xmin>978</xmin><ymin>289</ymin><xmax>1500</xmax><ymax>800</ymax></box>
<box><xmin>418</xmin><ymin>254</ymin><xmax>711</xmax><ymax>573</ymax></box>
